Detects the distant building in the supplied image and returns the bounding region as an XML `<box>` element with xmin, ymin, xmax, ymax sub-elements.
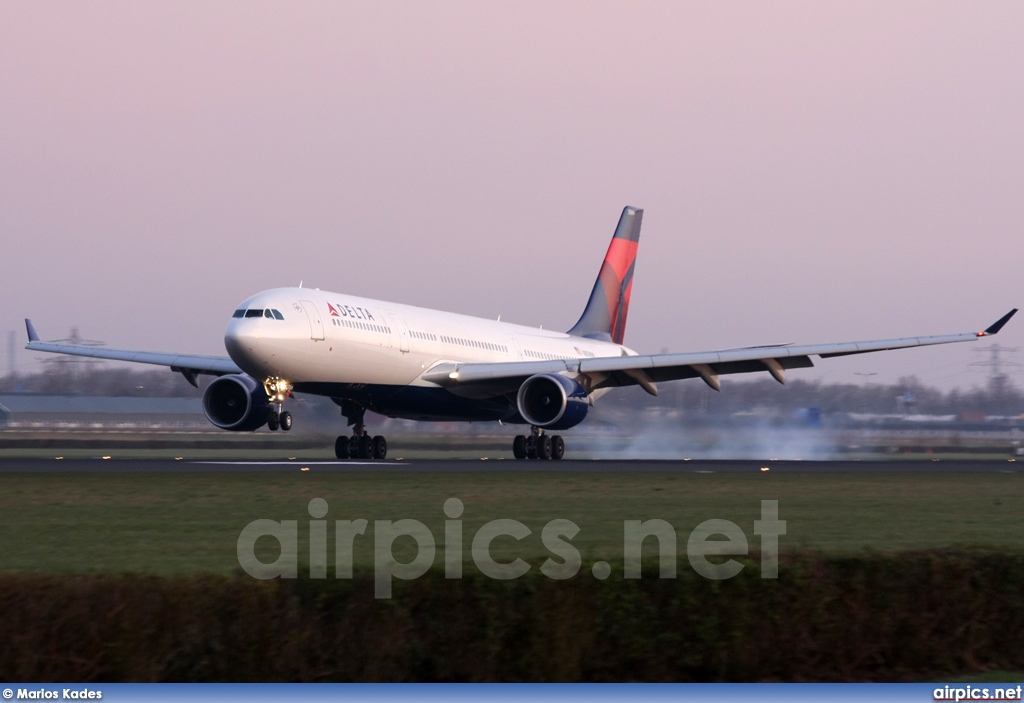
<box><xmin>0</xmin><ymin>394</ymin><xmax>206</xmax><ymax>429</ymax></box>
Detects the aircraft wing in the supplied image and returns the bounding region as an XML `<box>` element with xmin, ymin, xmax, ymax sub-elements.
<box><xmin>24</xmin><ymin>319</ymin><xmax>241</xmax><ymax>387</ymax></box>
<box><xmin>423</xmin><ymin>309</ymin><xmax>1018</xmax><ymax>397</ymax></box>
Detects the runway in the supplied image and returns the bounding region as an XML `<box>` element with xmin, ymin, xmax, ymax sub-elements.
<box><xmin>0</xmin><ymin>457</ymin><xmax>1020</xmax><ymax>473</ymax></box>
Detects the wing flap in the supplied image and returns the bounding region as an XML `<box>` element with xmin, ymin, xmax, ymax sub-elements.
<box><xmin>586</xmin><ymin>355</ymin><xmax>814</xmax><ymax>391</ymax></box>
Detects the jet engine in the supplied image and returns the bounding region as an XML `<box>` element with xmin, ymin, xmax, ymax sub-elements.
<box><xmin>202</xmin><ymin>374</ymin><xmax>271</xmax><ymax>431</ymax></box>
<box><xmin>516</xmin><ymin>374</ymin><xmax>590</xmax><ymax>430</ymax></box>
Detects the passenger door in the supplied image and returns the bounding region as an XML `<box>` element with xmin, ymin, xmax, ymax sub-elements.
<box><xmin>387</xmin><ymin>312</ymin><xmax>410</xmax><ymax>353</ymax></box>
<box><xmin>299</xmin><ymin>300</ymin><xmax>325</xmax><ymax>340</ymax></box>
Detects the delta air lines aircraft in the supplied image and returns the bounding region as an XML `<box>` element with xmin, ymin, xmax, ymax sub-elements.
<box><xmin>25</xmin><ymin>207</ymin><xmax>1017</xmax><ymax>460</ymax></box>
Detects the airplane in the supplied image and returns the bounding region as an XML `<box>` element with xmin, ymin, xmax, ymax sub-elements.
<box><xmin>25</xmin><ymin>206</ymin><xmax>1017</xmax><ymax>461</ymax></box>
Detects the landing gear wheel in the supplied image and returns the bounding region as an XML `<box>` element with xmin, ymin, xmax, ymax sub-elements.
<box><xmin>536</xmin><ymin>434</ymin><xmax>553</xmax><ymax>460</ymax></box>
<box><xmin>551</xmin><ymin>435</ymin><xmax>565</xmax><ymax>461</ymax></box>
<box><xmin>513</xmin><ymin>435</ymin><xmax>527</xmax><ymax>459</ymax></box>
<box><xmin>335</xmin><ymin>436</ymin><xmax>350</xmax><ymax>459</ymax></box>
<box><xmin>358</xmin><ymin>435</ymin><xmax>374</xmax><ymax>459</ymax></box>
<box><xmin>267</xmin><ymin>413</ymin><xmax>280</xmax><ymax>431</ymax></box>
<box><xmin>526</xmin><ymin>438</ymin><xmax>538</xmax><ymax>459</ymax></box>
<box><xmin>372</xmin><ymin>435</ymin><xmax>388</xmax><ymax>460</ymax></box>
<box><xmin>348</xmin><ymin>436</ymin><xmax>360</xmax><ymax>457</ymax></box>
<box><xmin>279</xmin><ymin>411</ymin><xmax>293</xmax><ymax>431</ymax></box>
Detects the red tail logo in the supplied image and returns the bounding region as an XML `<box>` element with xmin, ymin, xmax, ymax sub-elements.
<box><xmin>567</xmin><ymin>207</ymin><xmax>643</xmax><ymax>344</ymax></box>
<box><xmin>598</xmin><ymin>239</ymin><xmax>638</xmax><ymax>344</ymax></box>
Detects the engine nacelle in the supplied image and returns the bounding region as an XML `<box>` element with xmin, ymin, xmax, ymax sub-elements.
<box><xmin>202</xmin><ymin>374</ymin><xmax>271</xmax><ymax>432</ymax></box>
<box><xmin>516</xmin><ymin>374</ymin><xmax>590</xmax><ymax>430</ymax></box>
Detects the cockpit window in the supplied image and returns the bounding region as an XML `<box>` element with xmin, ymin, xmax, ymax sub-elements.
<box><xmin>235</xmin><ymin>308</ymin><xmax>284</xmax><ymax>320</ymax></box>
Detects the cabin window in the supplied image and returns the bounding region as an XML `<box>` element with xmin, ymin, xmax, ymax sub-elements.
<box><xmin>264</xmin><ymin>309</ymin><xmax>274</xmax><ymax>319</ymax></box>
<box><xmin>245</xmin><ymin>309</ymin><xmax>263</xmax><ymax>318</ymax></box>
<box><xmin>271</xmin><ymin>309</ymin><xmax>284</xmax><ymax>320</ymax></box>
<box><xmin>232</xmin><ymin>310</ymin><xmax>245</xmax><ymax>318</ymax></box>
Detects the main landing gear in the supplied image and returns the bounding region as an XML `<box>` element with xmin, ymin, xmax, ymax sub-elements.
<box><xmin>333</xmin><ymin>399</ymin><xmax>388</xmax><ymax>460</ymax></box>
<box><xmin>264</xmin><ymin>377</ymin><xmax>293</xmax><ymax>432</ymax></box>
<box><xmin>335</xmin><ymin>427</ymin><xmax>388</xmax><ymax>460</ymax></box>
<box><xmin>512</xmin><ymin>427</ymin><xmax>565</xmax><ymax>460</ymax></box>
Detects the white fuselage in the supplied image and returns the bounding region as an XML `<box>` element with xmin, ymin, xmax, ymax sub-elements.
<box><xmin>224</xmin><ymin>287</ymin><xmax>633</xmax><ymax>388</ymax></box>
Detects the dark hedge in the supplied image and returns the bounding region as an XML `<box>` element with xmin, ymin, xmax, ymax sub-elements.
<box><xmin>2</xmin><ymin>551</ymin><xmax>1023</xmax><ymax>682</ymax></box>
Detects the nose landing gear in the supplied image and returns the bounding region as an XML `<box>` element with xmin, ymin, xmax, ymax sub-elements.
<box><xmin>512</xmin><ymin>427</ymin><xmax>565</xmax><ymax>460</ymax></box>
<box><xmin>263</xmin><ymin>377</ymin><xmax>293</xmax><ymax>432</ymax></box>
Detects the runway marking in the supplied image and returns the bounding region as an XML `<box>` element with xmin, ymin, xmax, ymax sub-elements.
<box><xmin>193</xmin><ymin>461</ymin><xmax>409</xmax><ymax>466</ymax></box>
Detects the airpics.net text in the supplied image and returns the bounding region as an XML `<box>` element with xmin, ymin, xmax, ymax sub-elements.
<box><xmin>237</xmin><ymin>499</ymin><xmax>786</xmax><ymax>598</ymax></box>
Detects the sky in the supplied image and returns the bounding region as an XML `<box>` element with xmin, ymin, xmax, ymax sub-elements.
<box><xmin>1</xmin><ymin>1</ymin><xmax>1022</xmax><ymax>392</ymax></box>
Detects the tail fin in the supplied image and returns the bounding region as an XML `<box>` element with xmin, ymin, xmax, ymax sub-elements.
<box><xmin>567</xmin><ymin>206</ymin><xmax>643</xmax><ymax>344</ymax></box>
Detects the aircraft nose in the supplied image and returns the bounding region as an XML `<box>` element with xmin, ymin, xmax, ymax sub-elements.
<box><xmin>224</xmin><ymin>322</ymin><xmax>268</xmax><ymax>376</ymax></box>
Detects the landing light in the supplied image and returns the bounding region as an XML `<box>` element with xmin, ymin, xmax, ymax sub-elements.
<box><xmin>449</xmin><ymin>371</ymin><xmax>460</xmax><ymax>380</ymax></box>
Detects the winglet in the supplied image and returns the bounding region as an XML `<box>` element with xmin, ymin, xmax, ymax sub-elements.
<box><xmin>25</xmin><ymin>319</ymin><xmax>39</xmax><ymax>343</ymax></box>
<box><xmin>981</xmin><ymin>309</ymin><xmax>1017</xmax><ymax>336</ymax></box>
